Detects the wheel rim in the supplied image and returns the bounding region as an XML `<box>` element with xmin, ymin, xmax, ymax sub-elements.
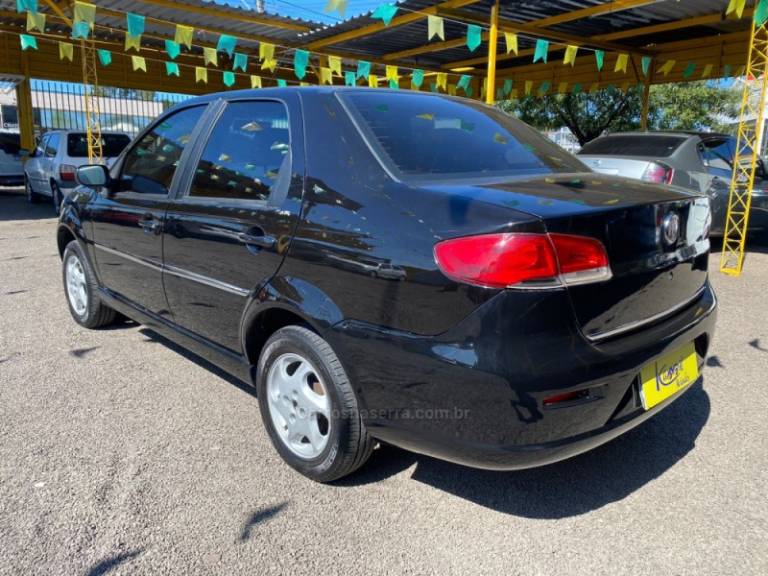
<box><xmin>266</xmin><ymin>352</ymin><xmax>331</xmax><ymax>459</ymax></box>
<box><xmin>65</xmin><ymin>254</ymin><xmax>88</xmax><ymax>317</ymax></box>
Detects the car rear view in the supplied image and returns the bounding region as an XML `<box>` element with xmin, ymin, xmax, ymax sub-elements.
<box><xmin>0</xmin><ymin>131</ymin><xmax>23</xmax><ymax>186</ymax></box>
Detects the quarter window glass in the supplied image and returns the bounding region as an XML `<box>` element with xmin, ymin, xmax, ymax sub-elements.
<box><xmin>121</xmin><ymin>106</ymin><xmax>205</xmax><ymax>195</ymax></box>
<box><xmin>45</xmin><ymin>133</ymin><xmax>59</xmax><ymax>157</ymax></box>
<box><xmin>189</xmin><ymin>101</ymin><xmax>290</xmax><ymax>201</ymax></box>
<box><xmin>700</xmin><ymin>139</ymin><xmax>733</xmax><ymax>171</ymax></box>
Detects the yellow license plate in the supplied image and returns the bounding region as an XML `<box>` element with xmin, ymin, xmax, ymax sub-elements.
<box><xmin>640</xmin><ymin>342</ymin><xmax>699</xmax><ymax>410</ymax></box>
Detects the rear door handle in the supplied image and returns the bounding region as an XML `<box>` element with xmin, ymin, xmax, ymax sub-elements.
<box><xmin>238</xmin><ymin>231</ymin><xmax>276</xmax><ymax>249</ymax></box>
<box><xmin>138</xmin><ymin>214</ymin><xmax>162</xmax><ymax>234</ymax></box>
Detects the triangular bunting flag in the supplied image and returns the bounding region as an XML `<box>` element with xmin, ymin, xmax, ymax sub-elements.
<box><xmin>165</xmin><ymin>61</ymin><xmax>180</xmax><ymax>77</ymax></box>
<box><xmin>223</xmin><ymin>71</ymin><xmax>235</xmax><ymax>87</ymax></box>
<box><xmin>702</xmin><ymin>63</ymin><xmax>714</xmax><ymax>78</ymax></box>
<box><xmin>97</xmin><ymin>49</ymin><xmax>111</xmax><ymax>66</ymax></box>
<box><xmin>642</xmin><ymin>56</ymin><xmax>652</xmax><ymax>76</ymax></box>
<box><xmin>659</xmin><ymin>59</ymin><xmax>676</xmax><ymax>76</ymax></box>
<box><xmin>260</xmin><ymin>43</ymin><xmax>275</xmax><ymax>62</ymax></box>
<box><xmin>328</xmin><ymin>55</ymin><xmax>342</xmax><ymax>76</ymax></box>
<box><xmin>457</xmin><ymin>74</ymin><xmax>471</xmax><ymax>93</ymax></box>
<box><xmin>19</xmin><ymin>34</ymin><xmax>37</xmax><ymax>50</ymax></box>
<box><xmin>385</xmin><ymin>65</ymin><xmax>398</xmax><ymax>83</ymax></box>
<box><xmin>131</xmin><ymin>55</ymin><xmax>147</xmax><ymax>72</ymax></box>
<box><xmin>250</xmin><ymin>75</ymin><xmax>262</xmax><ymax>89</ymax></box>
<box><xmin>325</xmin><ymin>0</ymin><xmax>347</xmax><ymax>17</ymax></box>
<box><xmin>356</xmin><ymin>60</ymin><xmax>371</xmax><ymax>79</ymax></box>
<box><xmin>195</xmin><ymin>66</ymin><xmax>208</xmax><ymax>83</ymax></box>
<box><xmin>126</xmin><ymin>12</ymin><xmax>144</xmax><ymax>36</ymax></box>
<box><xmin>436</xmin><ymin>72</ymin><xmax>447</xmax><ymax>91</ymax></box>
<box><xmin>372</xmin><ymin>3</ymin><xmax>398</xmax><ymax>26</ymax></box>
<box><xmin>233</xmin><ymin>52</ymin><xmax>248</xmax><ymax>72</ymax></box>
<box><xmin>165</xmin><ymin>39</ymin><xmax>181</xmax><ymax>60</ymax></box>
<box><xmin>524</xmin><ymin>80</ymin><xmax>533</xmax><ymax>95</ymax></box>
<box><xmin>71</xmin><ymin>21</ymin><xmax>90</xmax><ymax>39</ymax></box>
<box><xmin>26</xmin><ymin>11</ymin><xmax>45</xmax><ymax>32</ymax></box>
<box><xmin>412</xmin><ymin>69</ymin><xmax>424</xmax><ymax>89</ymax></box>
<box><xmin>614</xmin><ymin>53</ymin><xmax>629</xmax><ymax>73</ymax></box>
<box><xmin>427</xmin><ymin>15</ymin><xmax>444</xmax><ymax>41</ymax></box>
<box><xmin>203</xmin><ymin>47</ymin><xmax>218</xmax><ymax>66</ymax></box>
<box><xmin>125</xmin><ymin>33</ymin><xmax>141</xmax><ymax>52</ymax></box>
<box><xmin>319</xmin><ymin>67</ymin><xmax>332</xmax><ymax>85</ymax></box>
<box><xmin>504</xmin><ymin>32</ymin><xmax>518</xmax><ymax>55</ymax></box>
<box><xmin>595</xmin><ymin>50</ymin><xmax>604</xmax><ymax>71</ymax></box>
<box><xmin>175</xmin><ymin>24</ymin><xmax>193</xmax><ymax>49</ymax></box>
<box><xmin>294</xmin><ymin>49</ymin><xmax>309</xmax><ymax>79</ymax></box>
<box><xmin>58</xmin><ymin>42</ymin><xmax>73</xmax><ymax>61</ymax></box>
<box><xmin>368</xmin><ymin>74</ymin><xmax>379</xmax><ymax>88</ymax></box>
<box><xmin>682</xmin><ymin>62</ymin><xmax>696</xmax><ymax>78</ymax></box>
<box><xmin>726</xmin><ymin>0</ymin><xmax>747</xmax><ymax>18</ymax></box>
<box><xmin>277</xmin><ymin>79</ymin><xmax>287</xmax><ymax>88</ymax></box>
<box><xmin>563</xmin><ymin>45</ymin><xmax>578</xmax><ymax>66</ymax></box>
<box><xmin>344</xmin><ymin>71</ymin><xmax>356</xmax><ymax>86</ymax></box>
<box><xmin>533</xmin><ymin>39</ymin><xmax>549</xmax><ymax>63</ymax></box>
<box><xmin>74</xmin><ymin>1</ymin><xmax>96</xmax><ymax>28</ymax></box>
<box><xmin>217</xmin><ymin>34</ymin><xmax>237</xmax><ymax>57</ymax></box>
<box><xmin>466</xmin><ymin>24</ymin><xmax>482</xmax><ymax>52</ymax></box>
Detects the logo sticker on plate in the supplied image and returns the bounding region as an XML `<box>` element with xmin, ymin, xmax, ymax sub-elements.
<box><xmin>640</xmin><ymin>342</ymin><xmax>699</xmax><ymax>410</ymax></box>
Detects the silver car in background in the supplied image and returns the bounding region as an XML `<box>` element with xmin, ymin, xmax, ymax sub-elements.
<box><xmin>25</xmin><ymin>130</ymin><xmax>131</xmax><ymax>214</ymax></box>
<box><xmin>578</xmin><ymin>131</ymin><xmax>768</xmax><ymax>235</ymax></box>
<box><xmin>0</xmin><ymin>131</ymin><xmax>23</xmax><ymax>186</ymax></box>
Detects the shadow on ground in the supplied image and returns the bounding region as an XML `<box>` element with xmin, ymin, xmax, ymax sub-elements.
<box><xmin>0</xmin><ymin>188</ymin><xmax>56</xmax><ymax>222</ymax></box>
<box><xmin>340</xmin><ymin>382</ymin><xmax>710</xmax><ymax>519</ymax></box>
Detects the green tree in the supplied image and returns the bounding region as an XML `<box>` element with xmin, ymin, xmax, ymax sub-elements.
<box><xmin>498</xmin><ymin>81</ymin><xmax>740</xmax><ymax>146</ymax></box>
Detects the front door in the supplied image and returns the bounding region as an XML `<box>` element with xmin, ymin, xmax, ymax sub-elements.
<box><xmin>90</xmin><ymin>104</ymin><xmax>209</xmax><ymax>317</ymax></box>
<box><xmin>163</xmin><ymin>97</ymin><xmax>304</xmax><ymax>352</ymax></box>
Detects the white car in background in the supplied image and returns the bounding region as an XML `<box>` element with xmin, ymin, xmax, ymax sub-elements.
<box><xmin>25</xmin><ymin>130</ymin><xmax>131</xmax><ymax>214</ymax></box>
<box><xmin>0</xmin><ymin>131</ymin><xmax>24</xmax><ymax>187</ymax></box>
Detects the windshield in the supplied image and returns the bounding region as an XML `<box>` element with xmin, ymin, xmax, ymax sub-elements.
<box><xmin>67</xmin><ymin>133</ymin><xmax>131</xmax><ymax>158</ymax></box>
<box><xmin>342</xmin><ymin>92</ymin><xmax>584</xmax><ymax>182</ymax></box>
<box><xmin>579</xmin><ymin>135</ymin><xmax>686</xmax><ymax>158</ymax></box>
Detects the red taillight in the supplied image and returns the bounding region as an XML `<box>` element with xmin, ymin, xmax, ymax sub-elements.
<box><xmin>60</xmin><ymin>164</ymin><xmax>77</xmax><ymax>182</ymax></box>
<box><xmin>434</xmin><ymin>233</ymin><xmax>611</xmax><ymax>288</ymax></box>
<box><xmin>642</xmin><ymin>162</ymin><xmax>674</xmax><ymax>185</ymax></box>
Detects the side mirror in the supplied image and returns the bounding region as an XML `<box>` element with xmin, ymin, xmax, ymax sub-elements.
<box><xmin>76</xmin><ymin>164</ymin><xmax>110</xmax><ymax>188</ymax></box>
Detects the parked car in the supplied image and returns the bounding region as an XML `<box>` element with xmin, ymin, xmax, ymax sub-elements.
<box><xmin>25</xmin><ymin>130</ymin><xmax>131</xmax><ymax>214</ymax></box>
<box><xmin>0</xmin><ymin>131</ymin><xmax>23</xmax><ymax>186</ymax></box>
<box><xmin>578</xmin><ymin>131</ymin><xmax>768</xmax><ymax>235</ymax></box>
<box><xmin>58</xmin><ymin>88</ymin><xmax>716</xmax><ymax>482</ymax></box>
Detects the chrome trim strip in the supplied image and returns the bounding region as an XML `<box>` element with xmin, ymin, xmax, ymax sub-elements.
<box><xmin>94</xmin><ymin>244</ymin><xmax>250</xmax><ymax>297</ymax></box>
<box><xmin>586</xmin><ymin>285</ymin><xmax>708</xmax><ymax>342</ymax></box>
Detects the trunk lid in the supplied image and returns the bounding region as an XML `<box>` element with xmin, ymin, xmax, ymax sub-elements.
<box><xmin>578</xmin><ymin>155</ymin><xmax>654</xmax><ymax>179</ymax></box>
<box><xmin>425</xmin><ymin>173</ymin><xmax>710</xmax><ymax>341</ymax></box>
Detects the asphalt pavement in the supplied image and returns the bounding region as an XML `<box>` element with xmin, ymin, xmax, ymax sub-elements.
<box><xmin>1</xmin><ymin>189</ymin><xmax>766</xmax><ymax>576</ymax></box>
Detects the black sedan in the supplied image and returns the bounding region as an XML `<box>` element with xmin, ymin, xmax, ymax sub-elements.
<box><xmin>58</xmin><ymin>88</ymin><xmax>716</xmax><ymax>482</ymax></box>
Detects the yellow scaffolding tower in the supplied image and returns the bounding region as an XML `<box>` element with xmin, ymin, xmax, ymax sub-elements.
<box><xmin>720</xmin><ymin>11</ymin><xmax>768</xmax><ymax>276</ymax></box>
<box><xmin>80</xmin><ymin>39</ymin><xmax>103</xmax><ymax>163</ymax></box>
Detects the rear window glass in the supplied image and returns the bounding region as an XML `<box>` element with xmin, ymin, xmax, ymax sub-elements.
<box><xmin>0</xmin><ymin>132</ymin><xmax>20</xmax><ymax>155</ymax></box>
<box><xmin>579</xmin><ymin>135</ymin><xmax>686</xmax><ymax>157</ymax></box>
<box><xmin>67</xmin><ymin>133</ymin><xmax>131</xmax><ymax>157</ymax></box>
<box><xmin>342</xmin><ymin>92</ymin><xmax>583</xmax><ymax>181</ymax></box>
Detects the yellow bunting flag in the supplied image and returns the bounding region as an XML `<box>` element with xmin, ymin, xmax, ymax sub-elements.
<box><xmin>325</xmin><ymin>0</ymin><xmax>347</xmax><ymax>16</ymax></box>
<box><xmin>427</xmin><ymin>15</ymin><xmax>445</xmax><ymax>41</ymax></box>
<box><xmin>558</xmin><ymin>81</ymin><xmax>568</xmax><ymax>94</ymax></box>
<box><xmin>524</xmin><ymin>80</ymin><xmax>533</xmax><ymax>95</ymax></box>
<box><xmin>589</xmin><ymin>82</ymin><xmax>599</xmax><ymax>94</ymax></box>
<box><xmin>614</xmin><ymin>53</ymin><xmax>629</xmax><ymax>73</ymax></box>
<box><xmin>26</xmin><ymin>11</ymin><xmax>45</xmax><ymax>32</ymax></box>
<box><xmin>203</xmin><ymin>47</ymin><xmax>218</xmax><ymax>66</ymax></box>
<box><xmin>659</xmin><ymin>59</ymin><xmax>675</xmax><ymax>76</ymax></box>
<box><xmin>436</xmin><ymin>72</ymin><xmax>447</xmax><ymax>91</ymax></box>
<box><xmin>319</xmin><ymin>67</ymin><xmax>332</xmax><ymax>85</ymax></box>
<box><xmin>125</xmin><ymin>33</ymin><xmax>141</xmax><ymax>52</ymax></box>
<box><xmin>250</xmin><ymin>75</ymin><xmax>262</xmax><ymax>88</ymax></box>
<box><xmin>58</xmin><ymin>41</ymin><xmax>73</xmax><ymax>61</ymax></box>
<box><xmin>702</xmin><ymin>63</ymin><xmax>714</xmax><ymax>78</ymax></box>
<box><xmin>328</xmin><ymin>55</ymin><xmax>342</xmax><ymax>76</ymax></box>
<box><xmin>259</xmin><ymin>42</ymin><xmax>275</xmax><ymax>62</ymax></box>
<box><xmin>261</xmin><ymin>59</ymin><xmax>278</xmax><ymax>73</ymax></box>
<box><xmin>447</xmin><ymin>84</ymin><xmax>457</xmax><ymax>96</ymax></box>
<box><xmin>73</xmin><ymin>1</ymin><xmax>96</xmax><ymax>28</ymax></box>
<box><xmin>195</xmin><ymin>67</ymin><xmax>208</xmax><ymax>83</ymax></box>
<box><xmin>131</xmin><ymin>56</ymin><xmax>147</xmax><ymax>72</ymax></box>
<box><xmin>368</xmin><ymin>74</ymin><xmax>379</xmax><ymax>88</ymax></box>
<box><xmin>563</xmin><ymin>45</ymin><xmax>578</xmax><ymax>66</ymax></box>
<box><xmin>504</xmin><ymin>32</ymin><xmax>518</xmax><ymax>55</ymax></box>
<box><xmin>385</xmin><ymin>65</ymin><xmax>398</xmax><ymax>82</ymax></box>
<box><xmin>174</xmin><ymin>24</ymin><xmax>193</xmax><ymax>49</ymax></box>
<box><xmin>726</xmin><ymin>0</ymin><xmax>747</xmax><ymax>18</ymax></box>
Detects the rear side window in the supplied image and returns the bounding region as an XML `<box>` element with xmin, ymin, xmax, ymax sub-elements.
<box><xmin>45</xmin><ymin>133</ymin><xmax>59</xmax><ymax>157</ymax></box>
<box><xmin>121</xmin><ymin>105</ymin><xmax>205</xmax><ymax>195</ymax></box>
<box><xmin>699</xmin><ymin>138</ymin><xmax>734</xmax><ymax>171</ymax></box>
<box><xmin>0</xmin><ymin>133</ymin><xmax>20</xmax><ymax>155</ymax></box>
<box><xmin>67</xmin><ymin>133</ymin><xmax>131</xmax><ymax>158</ymax></box>
<box><xmin>342</xmin><ymin>92</ymin><xmax>583</xmax><ymax>181</ymax></box>
<box><xmin>579</xmin><ymin>135</ymin><xmax>686</xmax><ymax>157</ymax></box>
<box><xmin>188</xmin><ymin>101</ymin><xmax>290</xmax><ymax>201</ymax></box>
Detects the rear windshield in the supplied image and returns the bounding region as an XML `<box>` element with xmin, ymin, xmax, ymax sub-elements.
<box><xmin>67</xmin><ymin>133</ymin><xmax>131</xmax><ymax>157</ymax></box>
<box><xmin>0</xmin><ymin>132</ymin><xmax>20</xmax><ymax>155</ymax></box>
<box><xmin>579</xmin><ymin>135</ymin><xmax>686</xmax><ymax>157</ymax></box>
<box><xmin>342</xmin><ymin>92</ymin><xmax>584</xmax><ymax>181</ymax></box>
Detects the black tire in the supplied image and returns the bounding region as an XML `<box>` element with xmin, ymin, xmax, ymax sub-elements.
<box><xmin>25</xmin><ymin>175</ymin><xmax>42</xmax><ymax>204</ymax></box>
<box><xmin>256</xmin><ymin>325</ymin><xmax>374</xmax><ymax>482</ymax></box>
<box><xmin>62</xmin><ymin>240</ymin><xmax>117</xmax><ymax>329</ymax></box>
<box><xmin>51</xmin><ymin>181</ymin><xmax>63</xmax><ymax>216</ymax></box>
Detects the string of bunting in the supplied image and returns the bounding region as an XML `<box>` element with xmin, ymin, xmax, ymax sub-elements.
<box><xmin>13</xmin><ymin>0</ymin><xmax>768</xmax><ymax>96</ymax></box>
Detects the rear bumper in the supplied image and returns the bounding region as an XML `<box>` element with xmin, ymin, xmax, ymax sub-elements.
<box><xmin>0</xmin><ymin>174</ymin><xmax>24</xmax><ymax>186</ymax></box>
<box><xmin>330</xmin><ymin>282</ymin><xmax>717</xmax><ymax>470</ymax></box>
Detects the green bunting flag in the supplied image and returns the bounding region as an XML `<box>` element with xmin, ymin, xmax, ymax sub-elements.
<box><xmin>372</xmin><ymin>3</ymin><xmax>398</xmax><ymax>26</ymax></box>
<box><xmin>411</xmin><ymin>69</ymin><xmax>424</xmax><ymax>89</ymax></box>
<box><xmin>233</xmin><ymin>52</ymin><xmax>248</xmax><ymax>72</ymax></box>
<box><xmin>223</xmin><ymin>71</ymin><xmax>235</xmax><ymax>87</ymax></box>
<box><xmin>293</xmin><ymin>49</ymin><xmax>309</xmax><ymax>79</ymax></box>
<box><xmin>466</xmin><ymin>24</ymin><xmax>482</xmax><ymax>52</ymax></box>
<box><xmin>97</xmin><ymin>49</ymin><xmax>111</xmax><ymax>66</ymax></box>
<box><xmin>356</xmin><ymin>60</ymin><xmax>370</xmax><ymax>79</ymax></box>
<box><xmin>457</xmin><ymin>74</ymin><xmax>471</xmax><ymax>93</ymax></box>
<box><xmin>539</xmin><ymin>80</ymin><xmax>551</xmax><ymax>95</ymax></box>
<box><xmin>16</xmin><ymin>0</ymin><xmax>37</xmax><ymax>13</ymax></box>
<box><xmin>165</xmin><ymin>61</ymin><xmax>180</xmax><ymax>77</ymax></box>
<box><xmin>682</xmin><ymin>62</ymin><xmax>696</xmax><ymax>78</ymax></box>
<box><xmin>126</xmin><ymin>12</ymin><xmax>145</xmax><ymax>36</ymax></box>
<box><xmin>345</xmin><ymin>71</ymin><xmax>356</xmax><ymax>86</ymax></box>
<box><xmin>756</xmin><ymin>0</ymin><xmax>768</xmax><ymax>26</ymax></box>
<box><xmin>277</xmin><ymin>79</ymin><xmax>287</xmax><ymax>88</ymax></box>
<box><xmin>388</xmin><ymin>79</ymin><xmax>399</xmax><ymax>89</ymax></box>
<box><xmin>642</xmin><ymin>56</ymin><xmax>652</xmax><ymax>76</ymax></box>
<box><xmin>572</xmin><ymin>83</ymin><xmax>582</xmax><ymax>94</ymax></box>
<box><xmin>595</xmin><ymin>50</ymin><xmax>604</xmax><ymax>71</ymax></box>
<box><xmin>533</xmin><ymin>39</ymin><xmax>549</xmax><ymax>63</ymax></box>
<box><xmin>19</xmin><ymin>34</ymin><xmax>37</xmax><ymax>50</ymax></box>
<box><xmin>71</xmin><ymin>21</ymin><xmax>90</xmax><ymax>39</ymax></box>
<box><xmin>217</xmin><ymin>34</ymin><xmax>237</xmax><ymax>57</ymax></box>
<box><xmin>165</xmin><ymin>39</ymin><xmax>181</xmax><ymax>60</ymax></box>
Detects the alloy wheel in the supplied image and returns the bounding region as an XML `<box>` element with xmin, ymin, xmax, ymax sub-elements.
<box><xmin>65</xmin><ymin>254</ymin><xmax>88</xmax><ymax>317</ymax></box>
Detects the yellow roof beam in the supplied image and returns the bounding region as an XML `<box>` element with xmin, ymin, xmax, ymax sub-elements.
<box><xmin>530</xmin><ymin>0</ymin><xmax>662</xmax><ymax>28</ymax></box>
<box><xmin>135</xmin><ymin>0</ymin><xmax>310</xmax><ymax>32</ymax></box>
<box><xmin>304</xmin><ymin>0</ymin><xmax>481</xmax><ymax>50</ymax></box>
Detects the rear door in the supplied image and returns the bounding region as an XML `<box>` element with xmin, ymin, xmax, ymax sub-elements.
<box><xmin>28</xmin><ymin>133</ymin><xmax>49</xmax><ymax>190</ymax></box>
<box><xmin>42</xmin><ymin>133</ymin><xmax>60</xmax><ymax>191</ymax></box>
<box><xmin>90</xmin><ymin>104</ymin><xmax>209</xmax><ymax>316</ymax></box>
<box><xmin>162</xmin><ymin>96</ymin><xmax>304</xmax><ymax>352</ymax></box>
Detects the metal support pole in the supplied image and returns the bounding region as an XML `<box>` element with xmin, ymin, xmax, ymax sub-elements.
<box><xmin>640</xmin><ymin>59</ymin><xmax>654</xmax><ymax>131</ymax></box>
<box><xmin>485</xmin><ymin>0</ymin><xmax>500</xmax><ymax>105</ymax></box>
<box><xmin>16</xmin><ymin>53</ymin><xmax>35</xmax><ymax>157</ymax></box>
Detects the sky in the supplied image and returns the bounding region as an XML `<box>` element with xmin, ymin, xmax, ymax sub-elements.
<box><xmin>219</xmin><ymin>0</ymin><xmax>388</xmax><ymax>24</ymax></box>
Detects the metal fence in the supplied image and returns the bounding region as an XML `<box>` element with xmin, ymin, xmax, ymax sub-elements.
<box><xmin>30</xmin><ymin>79</ymin><xmax>192</xmax><ymax>137</ymax></box>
